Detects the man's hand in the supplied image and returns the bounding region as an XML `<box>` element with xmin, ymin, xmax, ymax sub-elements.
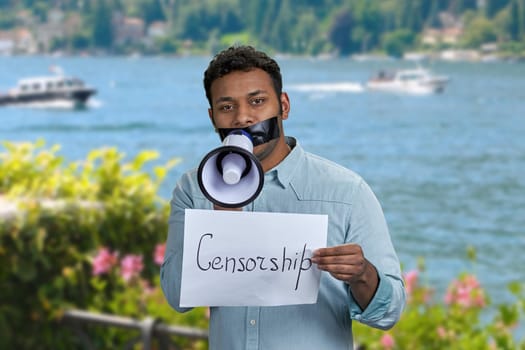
<box><xmin>312</xmin><ymin>244</ymin><xmax>367</xmax><ymax>283</ymax></box>
<box><xmin>213</xmin><ymin>204</ymin><xmax>242</xmax><ymax>211</ymax></box>
<box><xmin>312</xmin><ymin>244</ymin><xmax>379</xmax><ymax>310</ymax></box>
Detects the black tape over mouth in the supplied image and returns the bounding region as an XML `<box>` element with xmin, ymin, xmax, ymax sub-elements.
<box><xmin>217</xmin><ymin>116</ymin><xmax>280</xmax><ymax>146</ymax></box>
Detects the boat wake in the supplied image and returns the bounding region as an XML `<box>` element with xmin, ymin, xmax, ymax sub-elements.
<box><xmin>86</xmin><ymin>98</ymin><xmax>103</xmax><ymax>109</ymax></box>
<box><xmin>287</xmin><ymin>82</ymin><xmax>365</xmax><ymax>93</ymax></box>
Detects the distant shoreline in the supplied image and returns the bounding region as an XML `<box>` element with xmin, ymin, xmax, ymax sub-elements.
<box><xmin>1</xmin><ymin>49</ymin><xmax>524</xmax><ymax>64</ymax></box>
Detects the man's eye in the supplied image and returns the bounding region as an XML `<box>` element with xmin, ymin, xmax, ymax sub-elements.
<box><xmin>251</xmin><ymin>97</ymin><xmax>265</xmax><ymax>105</ymax></box>
<box><xmin>220</xmin><ymin>104</ymin><xmax>233</xmax><ymax>111</ymax></box>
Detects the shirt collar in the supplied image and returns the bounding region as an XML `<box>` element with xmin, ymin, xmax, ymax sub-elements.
<box><xmin>265</xmin><ymin>136</ymin><xmax>302</xmax><ymax>189</ymax></box>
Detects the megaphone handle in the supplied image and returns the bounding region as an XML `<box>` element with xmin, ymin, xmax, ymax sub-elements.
<box><xmin>215</xmin><ymin>151</ymin><xmax>253</xmax><ymax>177</ymax></box>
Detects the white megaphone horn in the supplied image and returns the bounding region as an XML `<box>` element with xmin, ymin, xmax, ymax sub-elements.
<box><xmin>197</xmin><ymin>130</ymin><xmax>264</xmax><ymax>208</ymax></box>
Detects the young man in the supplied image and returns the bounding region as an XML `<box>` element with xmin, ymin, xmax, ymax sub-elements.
<box><xmin>161</xmin><ymin>45</ymin><xmax>406</xmax><ymax>349</ymax></box>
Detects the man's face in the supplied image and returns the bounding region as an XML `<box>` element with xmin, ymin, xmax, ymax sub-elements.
<box><xmin>208</xmin><ymin>68</ymin><xmax>289</xmax><ymax>163</ymax></box>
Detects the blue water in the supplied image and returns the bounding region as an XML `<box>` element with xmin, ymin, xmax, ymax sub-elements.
<box><xmin>1</xmin><ymin>55</ymin><xmax>524</xmax><ymax>311</ymax></box>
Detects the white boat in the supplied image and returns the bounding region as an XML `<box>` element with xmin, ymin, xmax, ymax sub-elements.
<box><xmin>0</xmin><ymin>71</ymin><xmax>96</xmax><ymax>109</ymax></box>
<box><xmin>366</xmin><ymin>68</ymin><xmax>449</xmax><ymax>95</ymax></box>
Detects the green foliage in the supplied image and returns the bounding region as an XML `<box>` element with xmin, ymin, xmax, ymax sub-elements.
<box><xmin>0</xmin><ymin>11</ymin><xmax>17</xmax><ymax>29</ymax></box>
<box><xmin>30</xmin><ymin>1</ymin><xmax>49</xmax><ymax>22</ymax></box>
<box><xmin>499</xmin><ymin>41</ymin><xmax>525</xmax><ymax>56</ymax></box>
<box><xmin>462</xmin><ymin>15</ymin><xmax>499</xmax><ymax>47</ymax></box>
<box><xmin>219</xmin><ymin>31</ymin><xmax>257</xmax><ymax>49</ymax></box>
<box><xmin>0</xmin><ymin>140</ymin><xmax>200</xmax><ymax>350</ymax></box>
<box><xmin>1</xmin><ymin>0</ymin><xmax>525</xmax><ymax>56</ymax></box>
<box><xmin>328</xmin><ymin>8</ymin><xmax>354</xmax><ymax>55</ymax></box>
<box><xmin>153</xmin><ymin>36</ymin><xmax>179</xmax><ymax>54</ymax></box>
<box><xmin>353</xmin><ymin>268</ymin><xmax>525</xmax><ymax>350</ymax></box>
<box><xmin>91</xmin><ymin>0</ymin><xmax>114</xmax><ymax>48</ymax></box>
<box><xmin>69</xmin><ymin>31</ymin><xmax>92</xmax><ymax>51</ymax></box>
<box><xmin>381</xmin><ymin>29</ymin><xmax>415</xmax><ymax>58</ymax></box>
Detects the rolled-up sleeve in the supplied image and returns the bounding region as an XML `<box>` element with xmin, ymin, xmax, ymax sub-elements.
<box><xmin>346</xmin><ymin>180</ymin><xmax>406</xmax><ymax>329</ymax></box>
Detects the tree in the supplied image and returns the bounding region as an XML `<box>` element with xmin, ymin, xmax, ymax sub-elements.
<box><xmin>397</xmin><ymin>0</ymin><xmax>424</xmax><ymax>32</ymax></box>
<box><xmin>522</xmin><ymin>0</ymin><xmax>525</xmax><ymax>40</ymax></box>
<box><xmin>351</xmin><ymin>0</ymin><xmax>382</xmax><ymax>52</ymax></box>
<box><xmin>32</xmin><ymin>1</ymin><xmax>50</xmax><ymax>22</ymax></box>
<box><xmin>239</xmin><ymin>1</ymin><xmax>263</xmax><ymax>33</ymax></box>
<box><xmin>462</xmin><ymin>15</ymin><xmax>498</xmax><ymax>47</ymax></box>
<box><xmin>378</xmin><ymin>0</ymin><xmax>399</xmax><ymax>32</ymax></box>
<box><xmin>268</xmin><ymin>0</ymin><xmax>295</xmax><ymax>52</ymax></box>
<box><xmin>485</xmin><ymin>0</ymin><xmax>511</xmax><ymax>18</ymax></box>
<box><xmin>179</xmin><ymin>6</ymin><xmax>210</xmax><ymax>41</ymax></box>
<box><xmin>92</xmin><ymin>0</ymin><xmax>114</xmax><ymax>49</ymax></box>
<box><xmin>382</xmin><ymin>29</ymin><xmax>415</xmax><ymax>57</ymax></box>
<box><xmin>138</xmin><ymin>0</ymin><xmax>165</xmax><ymax>25</ymax></box>
<box><xmin>218</xmin><ymin>7</ymin><xmax>244</xmax><ymax>34</ymax></box>
<box><xmin>70</xmin><ymin>32</ymin><xmax>91</xmax><ymax>51</ymax></box>
<box><xmin>328</xmin><ymin>8</ymin><xmax>353</xmax><ymax>55</ymax></box>
<box><xmin>0</xmin><ymin>10</ymin><xmax>16</xmax><ymax>29</ymax></box>
<box><xmin>509</xmin><ymin>0</ymin><xmax>522</xmax><ymax>40</ymax></box>
<box><xmin>292</xmin><ymin>11</ymin><xmax>321</xmax><ymax>54</ymax></box>
<box><xmin>259</xmin><ymin>0</ymin><xmax>281</xmax><ymax>46</ymax></box>
<box><xmin>427</xmin><ymin>0</ymin><xmax>441</xmax><ymax>28</ymax></box>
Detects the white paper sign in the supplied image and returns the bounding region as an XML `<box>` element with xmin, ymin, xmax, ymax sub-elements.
<box><xmin>180</xmin><ymin>209</ymin><xmax>328</xmax><ymax>307</ymax></box>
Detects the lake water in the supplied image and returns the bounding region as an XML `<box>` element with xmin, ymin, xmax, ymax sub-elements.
<box><xmin>1</xmin><ymin>55</ymin><xmax>524</xmax><ymax>310</ymax></box>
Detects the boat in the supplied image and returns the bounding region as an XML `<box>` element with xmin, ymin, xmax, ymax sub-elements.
<box><xmin>366</xmin><ymin>67</ymin><xmax>449</xmax><ymax>95</ymax></box>
<box><xmin>0</xmin><ymin>70</ymin><xmax>97</xmax><ymax>109</ymax></box>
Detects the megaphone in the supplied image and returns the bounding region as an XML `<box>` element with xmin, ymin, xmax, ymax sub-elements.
<box><xmin>197</xmin><ymin>130</ymin><xmax>264</xmax><ymax>208</ymax></box>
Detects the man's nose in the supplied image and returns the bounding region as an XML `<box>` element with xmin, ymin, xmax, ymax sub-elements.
<box><xmin>233</xmin><ymin>104</ymin><xmax>255</xmax><ymax>127</ymax></box>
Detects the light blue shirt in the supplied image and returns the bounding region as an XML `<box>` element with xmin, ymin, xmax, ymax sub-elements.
<box><xmin>161</xmin><ymin>137</ymin><xmax>406</xmax><ymax>350</ymax></box>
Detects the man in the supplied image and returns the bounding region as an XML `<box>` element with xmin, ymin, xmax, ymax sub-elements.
<box><xmin>161</xmin><ymin>45</ymin><xmax>406</xmax><ymax>349</ymax></box>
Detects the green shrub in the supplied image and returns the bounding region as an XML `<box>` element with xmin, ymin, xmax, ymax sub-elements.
<box><xmin>0</xmin><ymin>140</ymin><xmax>208</xmax><ymax>349</ymax></box>
<box><xmin>353</xmin><ymin>264</ymin><xmax>525</xmax><ymax>350</ymax></box>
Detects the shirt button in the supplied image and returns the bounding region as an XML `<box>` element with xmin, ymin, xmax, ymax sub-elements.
<box><xmin>250</xmin><ymin>319</ymin><xmax>256</xmax><ymax>326</ymax></box>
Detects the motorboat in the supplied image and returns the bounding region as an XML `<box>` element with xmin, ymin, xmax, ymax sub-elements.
<box><xmin>366</xmin><ymin>67</ymin><xmax>449</xmax><ymax>95</ymax></box>
<box><xmin>0</xmin><ymin>71</ymin><xmax>97</xmax><ymax>109</ymax></box>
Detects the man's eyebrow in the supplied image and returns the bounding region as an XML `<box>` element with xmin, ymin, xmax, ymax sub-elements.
<box><xmin>247</xmin><ymin>89</ymin><xmax>266</xmax><ymax>97</ymax></box>
<box><xmin>213</xmin><ymin>90</ymin><xmax>267</xmax><ymax>104</ymax></box>
<box><xmin>214</xmin><ymin>96</ymin><xmax>234</xmax><ymax>104</ymax></box>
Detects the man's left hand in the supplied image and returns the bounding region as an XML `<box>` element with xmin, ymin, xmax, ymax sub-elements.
<box><xmin>311</xmin><ymin>243</ymin><xmax>368</xmax><ymax>284</ymax></box>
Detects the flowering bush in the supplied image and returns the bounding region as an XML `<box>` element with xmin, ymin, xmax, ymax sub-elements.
<box><xmin>0</xmin><ymin>141</ymin><xmax>189</xmax><ymax>349</ymax></box>
<box><xmin>353</xmin><ymin>266</ymin><xmax>525</xmax><ymax>350</ymax></box>
<box><xmin>88</xmin><ymin>244</ymin><xmax>208</xmax><ymax>349</ymax></box>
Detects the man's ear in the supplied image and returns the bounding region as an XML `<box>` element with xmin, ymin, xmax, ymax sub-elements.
<box><xmin>280</xmin><ymin>92</ymin><xmax>290</xmax><ymax>120</ymax></box>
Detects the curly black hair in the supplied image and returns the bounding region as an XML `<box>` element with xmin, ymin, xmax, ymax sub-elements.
<box><xmin>203</xmin><ymin>45</ymin><xmax>283</xmax><ymax>107</ymax></box>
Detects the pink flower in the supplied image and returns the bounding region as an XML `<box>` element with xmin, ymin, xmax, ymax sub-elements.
<box><xmin>154</xmin><ymin>243</ymin><xmax>166</xmax><ymax>266</ymax></box>
<box><xmin>92</xmin><ymin>247</ymin><xmax>118</xmax><ymax>276</ymax></box>
<box><xmin>403</xmin><ymin>270</ymin><xmax>418</xmax><ymax>296</ymax></box>
<box><xmin>140</xmin><ymin>279</ymin><xmax>156</xmax><ymax>295</ymax></box>
<box><xmin>120</xmin><ymin>254</ymin><xmax>144</xmax><ymax>282</ymax></box>
<box><xmin>445</xmin><ymin>274</ymin><xmax>486</xmax><ymax>308</ymax></box>
<box><xmin>380</xmin><ymin>333</ymin><xmax>395</xmax><ymax>349</ymax></box>
<box><xmin>437</xmin><ymin>326</ymin><xmax>447</xmax><ymax>339</ymax></box>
